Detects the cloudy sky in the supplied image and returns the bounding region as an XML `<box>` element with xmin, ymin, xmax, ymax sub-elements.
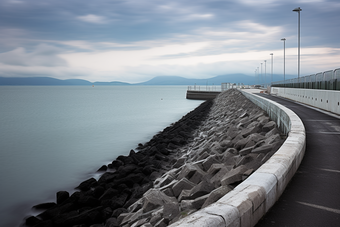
<box><xmin>0</xmin><ymin>0</ymin><xmax>339</xmax><ymax>83</ymax></box>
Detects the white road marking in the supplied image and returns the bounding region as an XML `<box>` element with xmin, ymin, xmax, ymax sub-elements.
<box><xmin>319</xmin><ymin>168</ymin><xmax>340</xmax><ymax>173</ymax></box>
<box><xmin>297</xmin><ymin>202</ymin><xmax>340</xmax><ymax>214</ymax></box>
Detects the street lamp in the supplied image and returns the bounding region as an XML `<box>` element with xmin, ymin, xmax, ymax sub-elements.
<box><xmin>264</xmin><ymin>60</ymin><xmax>267</xmax><ymax>87</ymax></box>
<box><xmin>293</xmin><ymin>7</ymin><xmax>302</xmax><ymax>83</ymax></box>
<box><xmin>261</xmin><ymin>63</ymin><xmax>263</xmax><ymax>87</ymax></box>
<box><xmin>255</xmin><ymin>69</ymin><xmax>257</xmax><ymax>85</ymax></box>
<box><xmin>281</xmin><ymin>38</ymin><xmax>286</xmax><ymax>86</ymax></box>
<box><xmin>270</xmin><ymin>53</ymin><xmax>273</xmax><ymax>85</ymax></box>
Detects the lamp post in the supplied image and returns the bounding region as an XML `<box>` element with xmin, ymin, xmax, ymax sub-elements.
<box><xmin>261</xmin><ymin>63</ymin><xmax>263</xmax><ymax>87</ymax></box>
<box><xmin>255</xmin><ymin>69</ymin><xmax>257</xmax><ymax>85</ymax></box>
<box><xmin>281</xmin><ymin>38</ymin><xmax>286</xmax><ymax>86</ymax></box>
<box><xmin>293</xmin><ymin>7</ymin><xmax>302</xmax><ymax>83</ymax></box>
<box><xmin>270</xmin><ymin>53</ymin><xmax>273</xmax><ymax>85</ymax></box>
<box><xmin>264</xmin><ymin>60</ymin><xmax>267</xmax><ymax>87</ymax></box>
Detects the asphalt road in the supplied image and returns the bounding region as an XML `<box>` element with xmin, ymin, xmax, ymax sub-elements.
<box><xmin>255</xmin><ymin>94</ymin><xmax>340</xmax><ymax>227</ymax></box>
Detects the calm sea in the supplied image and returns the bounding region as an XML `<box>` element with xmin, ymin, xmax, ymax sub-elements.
<box><xmin>0</xmin><ymin>86</ymin><xmax>203</xmax><ymax>227</ymax></box>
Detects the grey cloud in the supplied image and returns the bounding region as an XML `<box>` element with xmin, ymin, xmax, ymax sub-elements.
<box><xmin>0</xmin><ymin>0</ymin><xmax>339</xmax><ymax>48</ymax></box>
<box><xmin>0</xmin><ymin>44</ymin><xmax>68</xmax><ymax>67</ymax></box>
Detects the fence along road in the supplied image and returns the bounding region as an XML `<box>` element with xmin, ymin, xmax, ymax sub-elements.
<box><xmin>255</xmin><ymin>93</ymin><xmax>340</xmax><ymax>227</ymax></box>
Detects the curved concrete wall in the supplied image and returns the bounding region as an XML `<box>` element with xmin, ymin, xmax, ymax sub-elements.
<box><xmin>271</xmin><ymin>87</ymin><xmax>340</xmax><ymax>115</ymax></box>
<box><xmin>169</xmin><ymin>89</ymin><xmax>306</xmax><ymax>227</ymax></box>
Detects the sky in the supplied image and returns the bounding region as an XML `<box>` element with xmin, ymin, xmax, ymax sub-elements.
<box><xmin>0</xmin><ymin>0</ymin><xmax>339</xmax><ymax>83</ymax></box>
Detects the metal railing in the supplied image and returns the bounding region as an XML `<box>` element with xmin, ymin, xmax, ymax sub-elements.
<box><xmin>272</xmin><ymin>68</ymin><xmax>340</xmax><ymax>90</ymax></box>
<box><xmin>187</xmin><ymin>85</ymin><xmax>221</xmax><ymax>92</ymax></box>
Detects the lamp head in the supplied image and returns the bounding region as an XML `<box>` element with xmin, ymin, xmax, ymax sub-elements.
<box><xmin>270</xmin><ymin>53</ymin><xmax>273</xmax><ymax>55</ymax></box>
<box><xmin>293</xmin><ymin>7</ymin><xmax>302</xmax><ymax>12</ymax></box>
<box><xmin>281</xmin><ymin>38</ymin><xmax>286</xmax><ymax>41</ymax></box>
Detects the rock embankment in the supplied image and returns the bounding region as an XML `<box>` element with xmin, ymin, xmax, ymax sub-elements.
<box><xmin>25</xmin><ymin>99</ymin><xmax>213</xmax><ymax>227</ymax></box>
<box><xmin>25</xmin><ymin>89</ymin><xmax>285</xmax><ymax>227</ymax></box>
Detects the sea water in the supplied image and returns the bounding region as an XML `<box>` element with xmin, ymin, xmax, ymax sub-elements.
<box><xmin>0</xmin><ymin>86</ymin><xmax>203</xmax><ymax>227</ymax></box>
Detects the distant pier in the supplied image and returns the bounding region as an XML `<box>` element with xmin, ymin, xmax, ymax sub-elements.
<box><xmin>186</xmin><ymin>90</ymin><xmax>221</xmax><ymax>100</ymax></box>
<box><xmin>186</xmin><ymin>83</ymin><xmax>232</xmax><ymax>100</ymax></box>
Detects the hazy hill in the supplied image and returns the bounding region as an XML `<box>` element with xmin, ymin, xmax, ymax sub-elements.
<box><xmin>0</xmin><ymin>73</ymin><xmax>292</xmax><ymax>86</ymax></box>
<box><xmin>136</xmin><ymin>74</ymin><xmax>254</xmax><ymax>85</ymax></box>
<box><xmin>137</xmin><ymin>73</ymin><xmax>291</xmax><ymax>85</ymax></box>
<box><xmin>0</xmin><ymin>77</ymin><xmax>93</xmax><ymax>86</ymax></box>
<box><xmin>0</xmin><ymin>77</ymin><xmax>131</xmax><ymax>86</ymax></box>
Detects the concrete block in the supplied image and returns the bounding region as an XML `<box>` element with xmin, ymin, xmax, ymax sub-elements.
<box><xmin>209</xmin><ymin>166</ymin><xmax>230</xmax><ymax>187</ymax></box>
<box><xmin>177</xmin><ymin>164</ymin><xmax>198</xmax><ymax>180</ymax></box>
<box><xmin>221</xmin><ymin>165</ymin><xmax>248</xmax><ymax>186</ymax></box>
<box><xmin>142</xmin><ymin>189</ymin><xmax>178</xmax><ymax>212</ymax></box>
<box><xmin>172</xmin><ymin>178</ymin><xmax>196</xmax><ymax>197</ymax></box>
<box><xmin>189</xmin><ymin>180</ymin><xmax>215</xmax><ymax>200</ymax></box>
<box><xmin>154</xmin><ymin>174</ymin><xmax>175</xmax><ymax>188</ymax></box>
<box><xmin>202</xmin><ymin>155</ymin><xmax>220</xmax><ymax>171</ymax></box>
<box><xmin>202</xmin><ymin>185</ymin><xmax>232</xmax><ymax>208</ymax></box>
<box><xmin>167</xmin><ymin>209</ymin><xmax>226</xmax><ymax>227</ymax></box>
<box><xmin>180</xmin><ymin>200</ymin><xmax>195</xmax><ymax>211</ymax></box>
<box><xmin>178</xmin><ymin>189</ymin><xmax>191</xmax><ymax>202</ymax></box>
<box><xmin>188</xmin><ymin>166</ymin><xmax>207</xmax><ymax>185</ymax></box>
<box><xmin>192</xmin><ymin>194</ymin><xmax>209</xmax><ymax>210</ymax></box>
<box><xmin>163</xmin><ymin>202</ymin><xmax>180</xmax><ymax>222</ymax></box>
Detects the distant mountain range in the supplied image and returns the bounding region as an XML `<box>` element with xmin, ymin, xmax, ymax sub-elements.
<box><xmin>0</xmin><ymin>74</ymin><xmax>292</xmax><ymax>86</ymax></box>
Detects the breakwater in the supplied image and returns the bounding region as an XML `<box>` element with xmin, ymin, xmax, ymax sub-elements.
<box><xmin>25</xmin><ymin>89</ymin><xmax>285</xmax><ymax>227</ymax></box>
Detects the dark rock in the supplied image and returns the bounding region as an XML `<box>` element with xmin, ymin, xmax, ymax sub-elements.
<box><xmin>112</xmin><ymin>207</ymin><xmax>128</xmax><ymax>218</ymax></box>
<box><xmin>111</xmin><ymin>193</ymin><xmax>129</xmax><ymax>209</ymax></box>
<box><xmin>62</xmin><ymin>206</ymin><xmax>103</xmax><ymax>226</ymax></box>
<box><xmin>101</xmin><ymin>207</ymin><xmax>113</xmax><ymax>220</ymax></box>
<box><xmin>98</xmin><ymin>172</ymin><xmax>117</xmax><ymax>184</ymax></box>
<box><xmin>105</xmin><ymin>217</ymin><xmax>119</xmax><ymax>227</ymax></box>
<box><xmin>98</xmin><ymin>165</ymin><xmax>108</xmax><ymax>172</ymax></box>
<box><xmin>32</xmin><ymin>202</ymin><xmax>57</xmax><ymax>210</ymax></box>
<box><xmin>117</xmin><ymin>164</ymin><xmax>139</xmax><ymax>177</ymax></box>
<box><xmin>76</xmin><ymin>178</ymin><xmax>98</xmax><ymax>191</ymax></box>
<box><xmin>111</xmin><ymin>160</ymin><xmax>124</xmax><ymax>169</ymax></box>
<box><xmin>78</xmin><ymin>195</ymin><xmax>100</xmax><ymax>207</ymax></box>
<box><xmin>116</xmin><ymin>155</ymin><xmax>134</xmax><ymax>165</ymax></box>
<box><xmin>93</xmin><ymin>186</ymin><xmax>105</xmax><ymax>198</ymax></box>
<box><xmin>142</xmin><ymin>165</ymin><xmax>155</xmax><ymax>175</ymax></box>
<box><xmin>30</xmin><ymin>220</ymin><xmax>53</xmax><ymax>227</ymax></box>
<box><xmin>37</xmin><ymin>202</ymin><xmax>76</xmax><ymax>220</ymax></box>
<box><xmin>167</xmin><ymin>143</ymin><xmax>178</xmax><ymax>149</ymax></box>
<box><xmin>25</xmin><ymin>216</ymin><xmax>41</xmax><ymax>226</ymax></box>
<box><xmin>57</xmin><ymin>191</ymin><xmax>70</xmax><ymax>204</ymax></box>
<box><xmin>116</xmin><ymin>173</ymin><xmax>145</xmax><ymax>187</ymax></box>
<box><xmin>99</xmin><ymin>188</ymin><xmax>119</xmax><ymax>201</ymax></box>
